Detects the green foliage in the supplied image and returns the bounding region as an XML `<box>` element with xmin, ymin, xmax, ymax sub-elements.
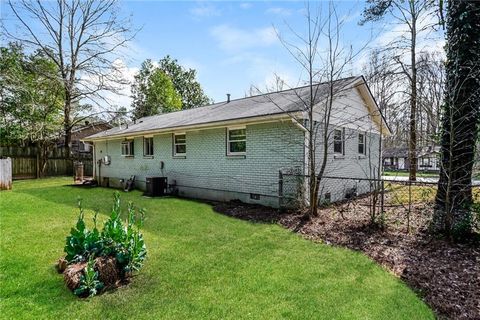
<box><xmin>145</xmin><ymin>69</ymin><xmax>182</xmax><ymax>114</ymax></box>
<box><xmin>158</xmin><ymin>55</ymin><xmax>212</xmax><ymax>109</ymax></box>
<box><xmin>131</xmin><ymin>56</ymin><xmax>211</xmax><ymax>119</ymax></box>
<box><xmin>0</xmin><ymin>43</ymin><xmax>63</xmax><ymax>145</ymax></box>
<box><xmin>131</xmin><ymin>59</ymin><xmax>182</xmax><ymax>118</ymax></box>
<box><xmin>64</xmin><ymin>198</ymin><xmax>102</xmax><ymax>262</ymax></box>
<box><xmin>64</xmin><ymin>192</ymin><xmax>147</xmax><ymax>274</ymax></box>
<box><xmin>73</xmin><ymin>258</ymin><xmax>104</xmax><ymax>298</ymax></box>
<box><xmin>101</xmin><ymin>193</ymin><xmax>147</xmax><ymax>273</ymax></box>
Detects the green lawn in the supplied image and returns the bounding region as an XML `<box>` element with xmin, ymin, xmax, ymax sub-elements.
<box><xmin>383</xmin><ymin>170</ymin><xmax>439</xmax><ymax>178</ymax></box>
<box><xmin>0</xmin><ymin>178</ymin><xmax>434</xmax><ymax>320</ymax></box>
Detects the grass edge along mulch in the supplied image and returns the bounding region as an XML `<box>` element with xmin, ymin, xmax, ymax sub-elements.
<box><xmin>213</xmin><ymin>201</ymin><xmax>480</xmax><ymax>320</ymax></box>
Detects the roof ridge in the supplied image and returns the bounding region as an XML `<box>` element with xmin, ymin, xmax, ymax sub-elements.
<box><xmin>134</xmin><ymin>76</ymin><xmax>360</xmax><ymax>122</ymax></box>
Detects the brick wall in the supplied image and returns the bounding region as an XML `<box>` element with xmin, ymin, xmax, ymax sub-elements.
<box><xmin>94</xmin><ymin>121</ymin><xmax>305</xmax><ymax>207</ymax></box>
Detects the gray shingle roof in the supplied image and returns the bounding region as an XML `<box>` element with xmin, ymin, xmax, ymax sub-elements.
<box><xmin>86</xmin><ymin>76</ymin><xmax>360</xmax><ymax>140</ymax></box>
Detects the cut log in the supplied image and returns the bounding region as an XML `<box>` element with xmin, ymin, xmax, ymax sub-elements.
<box><xmin>63</xmin><ymin>262</ymin><xmax>86</xmax><ymax>291</ymax></box>
<box><xmin>95</xmin><ymin>256</ymin><xmax>122</xmax><ymax>288</ymax></box>
<box><xmin>56</xmin><ymin>258</ymin><xmax>68</xmax><ymax>273</ymax></box>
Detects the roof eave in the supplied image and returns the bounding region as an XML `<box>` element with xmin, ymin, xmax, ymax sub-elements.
<box><xmin>82</xmin><ymin>112</ymin><xmax>302</xmax><ymax>142</ymax></box>
<box><xmin>355</xmin><ymin>77</ymin><xmax>392</xmax><ymax>137</ymax></box>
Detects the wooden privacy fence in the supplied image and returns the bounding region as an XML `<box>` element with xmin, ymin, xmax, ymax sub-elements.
<box><xmin>0</xmin><ymin>158</ymin><xmax>13</xmax><ymax>190</ymax></box>
<box><xmin>0</xmin><ymin>146</ymin><xmax>93</xmax><ymax>180</ymax></box>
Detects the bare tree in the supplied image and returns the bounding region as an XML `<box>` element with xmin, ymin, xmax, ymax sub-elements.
<box><xmin>263</xmin><ymin>2</ymin><xmax>379</xmax><ymax>216</ymax></box>
<box><xmin>361</xmin><ymin>0</ymin><xmax>437</xmax><ymax>181</ymax></box>
<box><xmin>4</xmin><ymin>0</ymin><xmax>135</xmax><ymax>155</ymax></box>
<box><xmin>416</xmin><ymin>52</ymin><xmax>444</xmax><ymax>147</ymax></box>
<box><xmin>362</xmin><ymin>49</ymin><xmax>400</xmax><ymax>149</ymax></box>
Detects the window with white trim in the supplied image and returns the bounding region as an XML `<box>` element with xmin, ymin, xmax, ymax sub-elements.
<box><xmin>358</xmin><ymin>132</ymin><xmax>366</xmax><ymax>155</ymax></box>
<box><xmin>143</xmin><ymin>137</ymin><xmax>154</xmax><ymax>156</ymax></box>
<box><xmin>121</xmin><ymin>140</ymin><xmax>134</xmax><ymax>156</ymax></box>
<box><xmin>173</xmin><ymin>133</ymin><xmax>186</xmax><ymax>156</ymax></box>
<box><xmin>227</xmin><ymin>127</ymin><xmax>246</xmax><ymax>155</ymax></box>
<box><xmin>333</xmin><ymin>129</ymin><xmax>344</xmax><ymax>154</ymax></box>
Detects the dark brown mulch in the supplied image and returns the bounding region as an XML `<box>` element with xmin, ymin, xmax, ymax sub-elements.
<box><xmin>213</xmin><ymin>201</ymin><xmax>480</xmax><ymax>320</ymax></box>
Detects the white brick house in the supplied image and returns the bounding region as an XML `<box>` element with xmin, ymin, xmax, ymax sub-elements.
<box><xmin>84</xmin><ymin>76</ymin><xmax>390</xmax><ymax>208</ymax></box>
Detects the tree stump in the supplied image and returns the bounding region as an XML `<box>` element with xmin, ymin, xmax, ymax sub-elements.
<box><xmin>63</xmin><ymin>262</ymin><xmax>87</xmax><ymax>291</ymax></box>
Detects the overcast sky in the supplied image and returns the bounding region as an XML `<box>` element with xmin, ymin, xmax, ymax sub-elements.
<box><xmin>1</xmin><ymin>0</ymin><xmax>444</xmax><ymax>110</ymax></box>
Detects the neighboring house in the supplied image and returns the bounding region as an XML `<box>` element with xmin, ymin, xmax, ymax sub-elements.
<box><xmin>383</xmin><ymin>147</ymin><xmax>409</xmax><ymax>170</ymax></box>
<box><xmin>61</xmin><ymin>122</ymin><xmax>113</xmax><ymax>156</ymax></box>
<box><xmin>417</xmin><ymin>146</ymin><xmax>440</xmax><ymax>171</ymax></box>
<box><xmin>84</xmin><ymin>76</ymin><xmax>390</xmax><ymax>208</ymax></box>
<box><xmin>383</xmin><ymin>146</ymin><xmax>440</xmax><ymax>172</ymax></box>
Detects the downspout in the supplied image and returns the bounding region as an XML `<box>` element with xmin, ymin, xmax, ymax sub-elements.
<box><xmin>290</xmin><ymin>118</ymin><xmax>310</xmax><ymax>207</ymax></box>
<box><xmin>92</xmin><ymin>143</ymin><xmax>96</xmax><ymax>179</ymax></box>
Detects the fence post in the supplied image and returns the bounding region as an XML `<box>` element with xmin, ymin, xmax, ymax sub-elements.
<box><xmin>35</xmin><ymin>149</ymin><xmax>40</xmax><ymax>179</ymax></box>
<box><xmin>278</xmin><ymin>170</ymin><xmax>284</xmax><ymax>210</ymax></box>
<box><xmin>381</xmin><ymin>179</ymin><xmax>385</xmax><ymax>216</ymax></box>
<box><xmin>407</xmin><ymin>180</ymin><xmax>412</xmax><ymax>234</ymax></box>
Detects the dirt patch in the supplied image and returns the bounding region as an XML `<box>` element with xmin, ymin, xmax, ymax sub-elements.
<box><xmin>213</xmin><ymin>201</ymin><xmax>480</xmax><ymax>320</ymax></box>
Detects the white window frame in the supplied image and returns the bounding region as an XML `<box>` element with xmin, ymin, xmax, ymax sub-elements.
<box><xmin>227</xmin><ymin>126</ymin><xmax>246</xmax><ymax>156</ymax></box>
<box><xmin>173</xmin><ymin>133</ymin><xmax>186</xmax><ymax>156</ymax></box>
<box><xmin>358</xmin><ymin>132</ymin><xmax>366</xmax><ymax>155</ymax></box>
<box><xmin>333</xmin><ymin>128</ymin><xmax>344</xmax><ymax>155</ymax></box>
<box><xmin>121</xmin><ymin>139</ymin><xmax>134</xmax><ymax>156</ymax></box>
<box><xmin>143</xmin><ymin>136</ymin><xmax>154</xmax><ymax>157</ymax></box>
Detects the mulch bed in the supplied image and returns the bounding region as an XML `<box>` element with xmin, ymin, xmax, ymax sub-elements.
<box><xmin>213</xmin><ymin>200</ymin><xmax>480</xmax><ymax>320</ymax></box>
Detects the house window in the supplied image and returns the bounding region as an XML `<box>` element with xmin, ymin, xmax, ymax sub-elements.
<box><xmin>173</xmin><ymin>133</ymin><xmax>186</xmax><ymax>156</ymax></box>
<box><xmin>227</xmin><ymin>127</ymin><xmax>246</xmax><ymax>155</ymax></box>
<box><xmin>80</xmin><ymin>142</ymin><xmax>91</xmax><ymax>152</ymax></box>
<box><xmin>121</xmin><ymin>140</ymin><xmax>134</xmax><ymax>156</ymax></box>
<box><xmin>421</xmin><ymin>157</ymin><xmax>431</xmax><ymax>167</ymax></box>
<box><xmin>143</xmin><ymin>137</ymin><xmax>154</xmax><ymax>157</ymax></box>
<box><xmin>333</xmin><ymin>129</ymin><xmax>344</xmax><ymax>154</ymax></box>
<box><xmin>358</xmin><ymin>133</ymin><xmax>366</xmax><ymax>155</ymax></box>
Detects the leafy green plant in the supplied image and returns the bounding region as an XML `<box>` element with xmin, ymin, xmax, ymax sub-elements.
<box><xmin>65</xmin><ymin>192</ymin><xmax>147</xmax><ymax>264</ymax></box>
<box><xmin>102</xmin><ymin>194</ymin><xmax>147</xmax><ymax>273</ymax></box>
<box><xmin>64</xmin><ymin>198</ymin><xmax>102</xmax><ymax>262</ymax></box>
<box><xmin>74</xmin><ymin>258</ymin><xmax>104</xmax><ymax>298</ymax></box>
<box><xmin>63</xmin><ymin>192</ymin><xmax>147</xmax><ymax>297</ymax></box>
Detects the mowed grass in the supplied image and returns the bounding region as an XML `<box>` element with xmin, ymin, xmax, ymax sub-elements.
<box><xmin>0</xmin><ymin>178</ymin><xmax>434</xmax><ymax>320</ymax></box>
<box><xmin>383</xmin><ymin>171</ymin><xmax>439</xmax><ymax>178</ymax></box>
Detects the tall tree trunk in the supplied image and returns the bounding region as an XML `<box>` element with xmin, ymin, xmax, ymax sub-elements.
<box><xmin>433</xmin><ymin>0</ymin><xmax>480</xmax><ymax>238</ymax></box>
<box><xmin>408</xmin><ymin>0</ymin><xmax>418</xmax><ymax>181</ymax></box>
<box><xmin>64</xmin><ymin>90</ymin><xmax>72</xmax><ymax>157</ymax></box>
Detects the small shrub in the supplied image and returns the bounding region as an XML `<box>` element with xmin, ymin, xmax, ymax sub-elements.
<box><xmin>101</xmin><ymin>194</ymin><xmax>147</xmax><ymax>274</ymax></box>
<box><xmin>74</xmin><ymin>258</ymin><xmax>104</xmax><ymax>298</ymax></box>
<box><xmin>64</xmin><ymin>199</ymin><xmax>101</xmax><ymax>262</ymax></box>
<box><xmin>62</xmin><ymin>192</ymin><xmax>147</xmax><ymax>297</ymax></box>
